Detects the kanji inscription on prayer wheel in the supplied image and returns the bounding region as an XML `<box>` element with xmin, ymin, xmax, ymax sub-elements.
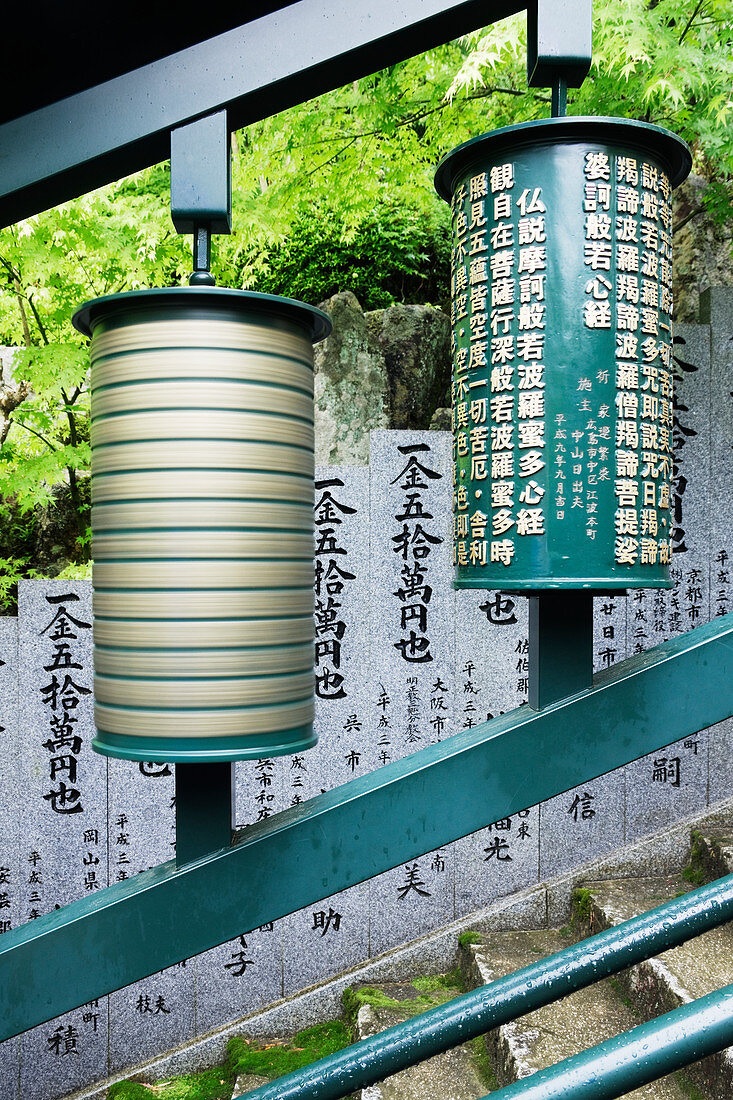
<box><xmin>435</xmin><ymin>117</ymin><xmax>691</xmax><ymax>590</ymax></box>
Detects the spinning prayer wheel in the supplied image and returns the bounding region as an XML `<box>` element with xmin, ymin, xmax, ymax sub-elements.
<box><xmin>435</xmin><ymin>117</ymin><xmax>691</xmax><ymax>591</ymax></box>
<box><xmin>73</xmin><ymin>287</ymin><xmax>330</xmax><ymax>762</ymax></box>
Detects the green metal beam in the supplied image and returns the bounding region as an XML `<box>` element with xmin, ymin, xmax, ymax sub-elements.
<box><xmin>233</xmin><ymin>873</ymin><xmax>733</xmax><ymax>1100</ymax></box>
<box><xmin>0</xmin><ymin>614</ymin><xmax>731</xmax><ymax>1040</ymax></box>
<box><xmin>0</xmin><ymin>0</ymin><xmax>524</xmax><ymax>227</ymax></box>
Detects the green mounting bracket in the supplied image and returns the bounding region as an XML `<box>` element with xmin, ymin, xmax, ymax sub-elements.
<box><xmin>176</xmin><ymin>763</ymin><xmax>235</xmax><ymax>866</ymax></box>
<box><xmin>527</xmin><ymin>0</ymin><xmax>592</xmax><ymax>116</ymax></box>
<box><xmin>170</xmin><ymin>109</ymin><xmax>232</xmax><ymax>284</ymax></box>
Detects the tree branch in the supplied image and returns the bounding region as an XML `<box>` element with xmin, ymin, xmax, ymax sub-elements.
<box><xmin>13</xmin><ymin>420</ymin><xmax>58</xmax><ymax>451</ymax></box>
<box><xmin>678</xmin><ymin>0</ymin><xmax>706</xmax><ymax>44</ymax></box>
<box><xmin>25</xmin><ymin>294</ymin><xmax>50</xmax><ymax>346</ymax></box>
<box><xmin>673</xmin><ymin>205</ymin><xmax>704</xmax><ymax>234</ymax></box>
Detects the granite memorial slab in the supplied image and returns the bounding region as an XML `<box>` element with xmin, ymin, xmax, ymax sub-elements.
<box><xmin>17</xmin><ymin>581</ymin><xmax>109</xmax><ymax>1099</ymax></box>
<box><xmin>0</xmin><ymin>617</ymin><xmax>19</xmax><ymax>1100</ymax></box>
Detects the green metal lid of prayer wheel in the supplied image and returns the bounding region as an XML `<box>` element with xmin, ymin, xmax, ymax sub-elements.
<box><xmin>435</xmin><ymin>117</ymin><xmax>691</xmax><ymax>591</ymax></box>
<box><xmin>73</xmin><ymin>287</ymin><xmax>330</xmax><ymax>761</ymax></box>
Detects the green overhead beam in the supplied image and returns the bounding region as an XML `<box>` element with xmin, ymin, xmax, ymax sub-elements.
<box><xmin>0</xmin><ymin>613</ymin><xmax>731</xmax><ymax>1041</ymax></box>
<box><xmin>0</xmin><ymin>0</ymin><xmax>524</xmax><ymax>227</ymax></box>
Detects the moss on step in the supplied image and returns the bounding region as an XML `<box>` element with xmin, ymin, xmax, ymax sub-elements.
<box><xmin>682</xmin><ymin>830</ymin><xmax>708</xmax><ymax>886</ymax></box>
<box><xmin>570</xmin><ymin>886</ymin><xmax>594</xmax><ymax>929</ymax></box>
<box><xmin>458</xmin><ymin>930</ymin><xmax>483</xmax><ymax>947</ymax></box>
<box><xmin>227</xmin><ymin>1019</ymin><xmax>352</xmax><ymax>1081</ymax></box>
<box><xmin>107</xmin><ymin>1063</ymin><xmax>235</xmax><ymax>1100</ymax></box>
<box><xmin>343</xmin><ymin>972</ymin><xmax>465</xmax><ymax>1028</ymax></box>
<box><xmin>413</xmin><ymin>967</ymin><xmax>466</xmax><ymax>994</ymax></box>
<box><xmin>107</xmin><ymin>1019</ymin><xmax>351</xmax><ymax>1099</ymax></box>
<box><xmin>674</xmin><ymin>1070</ymin><xmax>708</xmax><ymax>1100</ymax></box>
<box><xmin>608</xmin><ymin>976</ymin><xmax>639</xmax><ymax>1016</ymax></box>
<box><xmin>468</xmin><ymin>1035</ymin><xmax>499</xmax><ymax>1092</ymax></box>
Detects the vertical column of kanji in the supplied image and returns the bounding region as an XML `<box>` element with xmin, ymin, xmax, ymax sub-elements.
<box><xmin>281</xmin><ymin>466</ymin><xmax>370</xmax><ymax>995</ymax></box>
<box><xmin>367</xmin><ymin>430</ymin><xmax>455</xmax><ymax>956</ymax></box>
<box><xmin>592</xmin><ymin>590</ymin><xmax>627</xmax><ymax>856</ymax></box>
<box><xmin>197</xmin><ymin>760</ymin><xmax>284</xmax><ymax>1032</ymax></box>
<box><xmin>591</xmin><ymin>163</ymin><xmax>628</xmax><ymax>682</ymax></box>
<box><xmin>702</xmin><ymin>288</ymin><xmax>733</xmax><ymax>805</ymax></box>
<box><xmin>540</xmin><ymin>151</ymin><xmax>628</xmax><ymax>876</ymax></box>
<box><xmin>107</xmin><ymin>757</ymin><xmax>193</xmax><ymax>1077</ymax></box>
<box><xmin>0</xmin><ymin>616</ymin><xmax>19</xmax><ymax>1098</ymax></box>
<box><xmin>17</xmin><ymin>580</ymin><xmax>109</xmax><ymax>1100</ymax></box>
<box><xmin>452</xmin><ymin>592</ymin><xmax>537</xmax><ymax>915</ymax></box>
<box><xmin>624</xmin><ymin>319</ymin><xmax>712</xmax><ymax>839</ymax></box>
<box><xmin>451</xmin><ymin>162</ymin><xmax>539</xmax><ymax>910</ymax></box>
<box><xmin>197</xmin><ymin>720</ymin><xmax>287</xmax><ymax>1033</ymax></box>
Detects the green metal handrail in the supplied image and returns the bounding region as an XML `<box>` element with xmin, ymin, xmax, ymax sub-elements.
<box><xmin>486</xmin><ymin>982</ymin><xmax>733</xmax><ymax>1099</ymax></box>
<box><xmin>234</xmin><ymin>873</ymin><xmax>733</xmax><ymax>1100</ymax></box>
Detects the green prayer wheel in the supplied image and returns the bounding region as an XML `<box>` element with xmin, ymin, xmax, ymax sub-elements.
<box><xmin>435</xmin><ymin>117</ymin><xmax>691</xmax><ymax>590</ymax></box>
<box><xmin>73</xmin><ymin>287</ymin><xmax>330</xmax><ymax>762</ymax></box>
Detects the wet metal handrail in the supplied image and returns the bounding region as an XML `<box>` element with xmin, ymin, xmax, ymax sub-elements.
<box><xmin>235</xmin><ymin>874</ymin><xmax>733</xmax><ymax>1100</ymax></box>
<box><xmin>486</xmin><ymin>982</ymin><xmax>733</xmax><ymax>1099</ymax></box>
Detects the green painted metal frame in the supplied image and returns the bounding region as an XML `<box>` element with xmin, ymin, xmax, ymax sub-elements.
<box><xmin>1</xmin><ymin>613</ymin><xmax>731</xmax><ymax>1041</ymax></box>
<box><xmin>233</xmin><ymin>873</ymin><xmax>733</xmax><ymax>1100</ymax></box>
<box><xmin>0</xmin><ymin>0</ymin><xmax>524</xmax><ymax>227</ymax></box>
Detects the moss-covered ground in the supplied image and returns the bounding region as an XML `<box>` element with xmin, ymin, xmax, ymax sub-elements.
<box><xmin>106</xmin><ymin>1018</ymin><xmax>353</xmax><ymax>1099</ymax></box>
<box><xmin>107</xmin><ymin>1064</ymin><xmax>236</xmax><ymax>1100</ymax></box>
<box><xmin>227</xmin><ymin>1019</ymin><xmax>352</xmax><ymax>1080</ymax></box>
<box><xmin>106</xmin><ymin>959</ymin><xmax>487</xmax><ymax>1098</ymax></box>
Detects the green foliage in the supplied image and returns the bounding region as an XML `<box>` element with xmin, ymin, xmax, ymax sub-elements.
<box><xmin>227</xmin><ymin>1019</ymin><xmax>351</xmax><ymax>1080</ymax></box>
<box><xmin>247</xmin><ymin>203</ymin><xmax>451</xmax><ymax>310</ymax></box>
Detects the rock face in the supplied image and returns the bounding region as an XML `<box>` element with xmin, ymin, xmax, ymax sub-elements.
<box><xmin>314</xmin><ymin>292</ymin><xmax>450</xmax><ymax>465</ymax></box>
<box><xmin>365</xmin><ymin>302</ymin><xmax>451</xmax><ymax>432</ymax></box>
<box><xmin>673</xmin><ymin>173</ymin><xmax>733</xmax><ymax>324</ymax></box>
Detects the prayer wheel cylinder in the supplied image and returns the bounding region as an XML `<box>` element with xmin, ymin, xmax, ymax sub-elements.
<box><xmin>435</xmin><ymin>117</ymin><xmax>691</xmax><ymax>590</ymax></box>
<box><xmin>73</xmin><ymin>288</ymin><xmax>330</xmax><ymax>762</ymax></box>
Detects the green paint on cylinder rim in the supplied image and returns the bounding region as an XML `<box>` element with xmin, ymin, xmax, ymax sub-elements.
<box><xmin>93</xmin><ymin>725</ymin><xmax>317</xmax><ymax>762</ymax></box>
<box><xmin>434</xmin><ymin>116</ymin><xmax>692</xmax><ymax>200</ymax></box>
<box><xmin>72</xmin><ymin>286</ymin><xmax>332</xmax><ymax>344</ymax></box>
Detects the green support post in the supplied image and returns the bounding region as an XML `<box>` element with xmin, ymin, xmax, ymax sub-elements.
<box><xmin>176</xmin><ymin>763</ymin><xmax>235</xmax><ymax>864</ymax></box>
<box><xmin>529</xmin><ymin>592</ymin><xmax>594</xmax><ymax>710</ymax></box>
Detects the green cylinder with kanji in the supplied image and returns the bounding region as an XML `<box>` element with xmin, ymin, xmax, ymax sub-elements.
<box><xmin>435</xmin><ymin>117</ymin><xmax>691</xmax><ymax>590</ymax></box>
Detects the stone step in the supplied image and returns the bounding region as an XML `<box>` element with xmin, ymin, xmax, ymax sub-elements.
<box><xmin>584</xmin><ymin>875</ymin><xmax>733</xmax><ymax>1100</ymax></box>
<box><xmin>351</xmin><ymin>980</ymin><xmax>488</xmax><ymax>1100</ymax></box>
<box><xmin>463</xmin><ymin>929</ymin><xmax>690</xmax><ymax>1099</ymax></box>
<box><xmin>696</xmin><ymin>829</ymin><xmax>733</xmax><ymax>881</ymax></box>
<box><xmin>233</xmin><ymin>1072</ymin><xmax>270</xmax><ymax>1097</ymax></box>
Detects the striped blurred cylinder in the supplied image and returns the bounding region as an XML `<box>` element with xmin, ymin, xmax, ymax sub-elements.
<box><xmin>73</xmin><ymin>288</ymin><xmax>330</xmax><ymax>762</ymax></box>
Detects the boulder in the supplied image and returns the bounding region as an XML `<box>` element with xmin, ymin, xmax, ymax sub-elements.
<box><xmin>314</xmin><ymin>292</ymin><xmax>450</xmax><ymax>465</ymax></box>
<box><xmin>673</xmin><ymin>173</ymin><xmax>733</xmax><ymax>323</ymax></box>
